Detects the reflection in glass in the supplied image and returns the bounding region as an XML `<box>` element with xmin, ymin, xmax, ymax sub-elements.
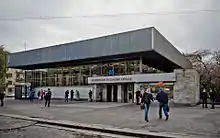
<box><xmin>24</xmin><ymin>59</ymin><xmax>161</xmax><ymax>87</ymax></box>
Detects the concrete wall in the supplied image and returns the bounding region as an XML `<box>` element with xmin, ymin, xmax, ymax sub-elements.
<box><xmin>35</xmin><ymin>85</ymin><xmax>93</xmax><ymax>99</ymax></box>
<box><xmin>173</xmin><ymin>69</ymin><xmax>200</xmax><ymax>105</ymax></box>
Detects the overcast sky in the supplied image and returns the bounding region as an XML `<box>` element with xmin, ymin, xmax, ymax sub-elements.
<box><xmin>0</xmin><ymin>0</ymin><xmax>219</xmax><ymax>53</ymax></box>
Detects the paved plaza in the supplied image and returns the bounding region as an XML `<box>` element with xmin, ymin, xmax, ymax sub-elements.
<box><xmin>0</xmin><ymin>116</ymin><xmax>118</xmax><ymax>138</ymax></box>
<box><xmin>0</xmin><ymin>98</ymin><xmax>220</xmax><ymax>138</ymax></box>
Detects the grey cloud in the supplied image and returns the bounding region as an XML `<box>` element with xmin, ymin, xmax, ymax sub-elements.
<box><xmin>0</xmin><ymin>0</ymin><xmax>219</xmax><ymax>53</ymax></box>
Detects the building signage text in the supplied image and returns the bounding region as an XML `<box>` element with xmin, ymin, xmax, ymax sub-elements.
<box><xmin>88</xmin><ymin>73</ymin><xmax>176</xmax><ymax>84</ymax></box>
<box><xmin>91</xmin><ymin>77</ymin><xmax>132</xmax><ymax>82</ymax></box>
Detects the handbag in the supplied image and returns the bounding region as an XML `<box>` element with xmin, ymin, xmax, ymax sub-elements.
<box><xmin>140</xmin><ymin>103</ymin><xmax>145</xmax><ymax>110</ymax></box>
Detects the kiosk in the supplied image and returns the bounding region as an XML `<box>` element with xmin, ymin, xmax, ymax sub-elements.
<box><xmin>14</xmin><ymin>82</ymin><xmax>31</xmax><ymax>99</ymax></box>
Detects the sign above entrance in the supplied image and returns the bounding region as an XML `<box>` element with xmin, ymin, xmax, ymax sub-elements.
<box><xmin>88</xmin><ymin>73</ymin><xmax>176</xmax><ymax>84</ymax></box>
<box><xmin>89</xmin><ymin>76</ymin><xmax>132</xmax><ymax>84</ymax></box>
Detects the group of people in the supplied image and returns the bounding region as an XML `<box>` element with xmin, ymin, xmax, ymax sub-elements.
<box><xmin>37</xmin><ymin>90</ymin><xmax>47</xmax><ymax>100</ymax></box>
<box><xmin>30</xmin><ymin>88</ymin><xmax>51</xmax><ymax>107</ymax></box>
<box><xmin>136</xmin><ymin>87</ymin><xmax>169</xmax><ymax>123</ymax></box>
<box><xmin>201</xmin><ymin>90</ymin><xmax>216</xmax><ymax>109</ymax></box>
<box><xmin>64</xmin><ymin>89</ymin><xmax>80</xmax><ymax>102</ymax></box>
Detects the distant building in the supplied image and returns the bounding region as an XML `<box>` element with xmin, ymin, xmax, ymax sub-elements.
<box><xmin>5</xmin><ymin>68</ymin><xmax>25</xmax><ymax>96</ymax></box>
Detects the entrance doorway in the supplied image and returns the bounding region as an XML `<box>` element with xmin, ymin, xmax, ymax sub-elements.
<box><xmin>128</xmin><ymin>83</ymin><xmax>134</xmax><ymax>103</ymax></box>
<box><xmin>107</xmin><ymin>84</ymin><xmax>118</xmax><ymax>102</ymax></box>
<box><xmin>122</xmin><ymin>83</ymin><xmax>134</xmax><ymax>103</ymax></box>
<box><xmin>123</xmin><ymin>84</ymin><xmax>128</xmax><ymax>103</ymax></box>
<box><xmin>107</xmin><ymin>85</ymin><xmax>112</xmax><ymax>102</ymax></box>
<box><xmin>113</xmin><ymin>85</ymin><xmax>118</xmax><ymax>102</ymax></box>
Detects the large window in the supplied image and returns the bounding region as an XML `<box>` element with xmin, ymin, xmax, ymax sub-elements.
<box><xmin>24</xmin><ymin>59</ymin><xmax>161</xmax><ymax>87</ymax></box>
<box><xmin>91</xmin><ymin>65</ymin><xmax>102</xmax><ymax>76</ymax></box>
<box><xmin>8</xmin><ymin>88</ymin><xmax>12</xmax><ymax>92</ymax></box>
<box><xmin>114</xmin><ymin>62</ymin><xmax>126</xmax><ymax>75</ymax></box>
<box><xmin>7</xmin><ymin>73</ymin><xmax>12</xmax><ymax>78</ymax></box>
<box><xmin>8</xmin><ymin>81</ymin><xmax>12</xmax><ymax>85</ymax></box>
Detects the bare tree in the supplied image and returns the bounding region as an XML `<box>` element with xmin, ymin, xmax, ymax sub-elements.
<box><xmin>185</xmin><ymin>49</ymin><xmax>220</xmax><ymax>101</ymax></box>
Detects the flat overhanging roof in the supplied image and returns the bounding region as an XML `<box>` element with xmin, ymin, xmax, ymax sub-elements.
<box><xmin>7</xmin><ymin>27</ymin><xmax>192</xmax><ymax>72</ymax></box>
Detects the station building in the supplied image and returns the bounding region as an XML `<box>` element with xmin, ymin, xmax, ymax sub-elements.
<box><xmin>7</xmin><ymin>27</ymin><xmax>200</xmax><ymax>105</ymax></box>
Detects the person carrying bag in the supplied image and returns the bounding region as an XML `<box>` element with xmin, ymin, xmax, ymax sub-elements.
<box><xmin>141</xmin><ymin>88</ymin><xmax>154</xmax><ymax>122</ymax></box>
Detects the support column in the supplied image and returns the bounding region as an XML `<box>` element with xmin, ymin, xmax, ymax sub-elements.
<box><xmin>92</xmin><ymin>85</ymin><xmax>96</xmax><ymax>101</ymax></box>
<box><xmin>117</xmin><ymin>84</ymin><xmax>122</xmax><ymax>102</ymax></box>
<box><xmin>124</xmin><ymin>61</ymin><xmax>128</xmax><ymax>75</ymax></box>
<box><xmin>93</xmin><ymin>84</ymin><xmax>100</xmax><ymax>102</ymax></box>
<box><xmin>45</xmin><ymin>70</ymin><xmax>47</xmax><ymax>86</ymax></box>
<box><xmin>78</xmin><ymin>67</ymin><xmax>81</xmax><ymax>86</ymax></box>
<box><xmin>139</xmin><ymin>57</ymin><xmax>143</xmax><ymax>73</ymax></box>
<box><xmin>40</xmin><ymin>71</ymin><xmax>42</xmax><ymax>86</ymax></box>
<box><xmin>100</xmin><ymin>63</ymin><xmax>103</xmax><ymax>76</ymax></box>
<box><xmin>103</xmin><ymin>84</ymin><xmax>107</xmax><ymax>101</ymax></box>
<box><xmin>111</xmin><ymin>86</ymin><xmax>114</xmax><ymax>102</ymax></box>
<box><xmin>121</xmin><ymin>84</ymin><xmax>125</xmax><ymax>103</ymax></box>
<box><xmin>61</xmin><ymin>68</ymin><xmax>64</xmax><ymax>86</ymax></box>
<box><xmin>89</xmin><ymin>66</ymin><xmax>92</xmax><ymax>77</ymax></box>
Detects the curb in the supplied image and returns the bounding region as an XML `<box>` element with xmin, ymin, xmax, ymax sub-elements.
<box><xmin>0</xmin><ymin>113</ymin><xmax>196</xmax><ymax>138</ymax></box>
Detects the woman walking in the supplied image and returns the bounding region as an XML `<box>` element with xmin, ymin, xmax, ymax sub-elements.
<box><xmin>141</xmin><ymin>88</ymin><xmax>154</xmax><ymax>122</ymax></box>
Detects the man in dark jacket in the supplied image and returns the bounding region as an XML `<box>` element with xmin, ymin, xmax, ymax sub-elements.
<box><xmin>201</xmin><ymin>91</ymin><xmax>208</xmax><ymax>108</ymax></box>
<box><xmin>29</xmin><ymin>89</ymin><xmax>35</xmax><ymax>102</ymax></box>
<box><xmin>65</xmin><ymin>90</ymin><xmax>69</xmax><ymax>102</ymax></box>
<box><xmin>141</xmin><ymin>88</ymin><xmax>154</xmax><ymax>122</ymax></box>
<box><xmin>89</xmin><ymin>90</ymin><xmax>93</xmax><ymax>102</ymax></box>
<box><xmin>0</xmin><ymin>91</ymin><xmax>5</xmax><ymax>106</ymax></box>
<box><xmin>156</xmin><ymin>88</ymin><xmax>169</xmax><ymax>120</ymax></box>
<box><xmin>45</xmin><ymin>88</ymin><xmax>52</xmax><ymax>107</ymax></box>
<box><xmin>209</xmin><ymin>91</ymin><xmax>216</xmax><ymax>109</ymax></box>
<box><xmin>70</xmin><ymin>90</ymin><xmax>74</xmax><ymax>101</ymax></box>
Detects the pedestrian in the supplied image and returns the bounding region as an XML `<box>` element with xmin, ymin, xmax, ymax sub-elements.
<box><xmin>0</xmin><ymin>91</ymin><xmax>5</xmax><ymax>106</ymax></box>
<box><xmin>141</xmin><ymin>88</ymin><xmax>154</xmax><ymax>122</ymax></box>
<box><xmin>89</xmin><ymin>90</ymin><xmax>93</xmax><ymax>102</ymax></box>
<box><xmin>40</xmin><ymin>89</ymin><xmax>44</xmax><ymax>100</ymax></box>
<box><xmin>39</xmin><ymin>89</ymin><xmax>42</xmax><ymax>100</ymax></box>
<box><xmin>70</xmin><ymin>90</ymin><xmax>74</xmax><ymax>101</ymax></box>
<box><xmin>156</xmin><ymin>88</ymin><xmax>169</xmax><ymax>121</ymax></box>
<box><xmin>201</xmin><ymin>90</ymin><xmax>208</xmax><ymax>108</ymax></box>
<box><xmin>45</xmin><ymin>88</ymin><xmax>52</xmax><ymax>107</ymax></box>
<box><xmin>209</xmin><ymin>90</ymin><xmax>216</xmax><ymax>109</ymax></box>
<box><xmin>76</xmin><ymin>90</ymin><xmax>80</xmax><ymax>101</ymax></box>
<box><xmin>65</xmin><ymin>90</ymin><xmax>69</xmax><ymax>102</ymax></box>
<box><xmin>135</xmin><ymin>90</ymin><xmax>141</xmax><ymax>105</ymax></box>
<box><xmin>37</xmin><ymin>90</ymin><xmax>41</xmax><ymax>100</ymax></box>
<box><xmin>30</xmin><ymin>89</ymin><xmax>35</xmax><ymax>102</ymax></box>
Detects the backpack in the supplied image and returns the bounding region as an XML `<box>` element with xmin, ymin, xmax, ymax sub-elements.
<box><xmin>45</xmin><ymin>91</ymin><xmax>51</xmax><ymax>98</ymax></box>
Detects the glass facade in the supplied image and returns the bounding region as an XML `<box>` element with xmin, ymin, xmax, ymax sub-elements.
<box><xmin>25</xmin><ymin>59</ymin><xmax>161</xmax><ymax>88</ymax></box>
